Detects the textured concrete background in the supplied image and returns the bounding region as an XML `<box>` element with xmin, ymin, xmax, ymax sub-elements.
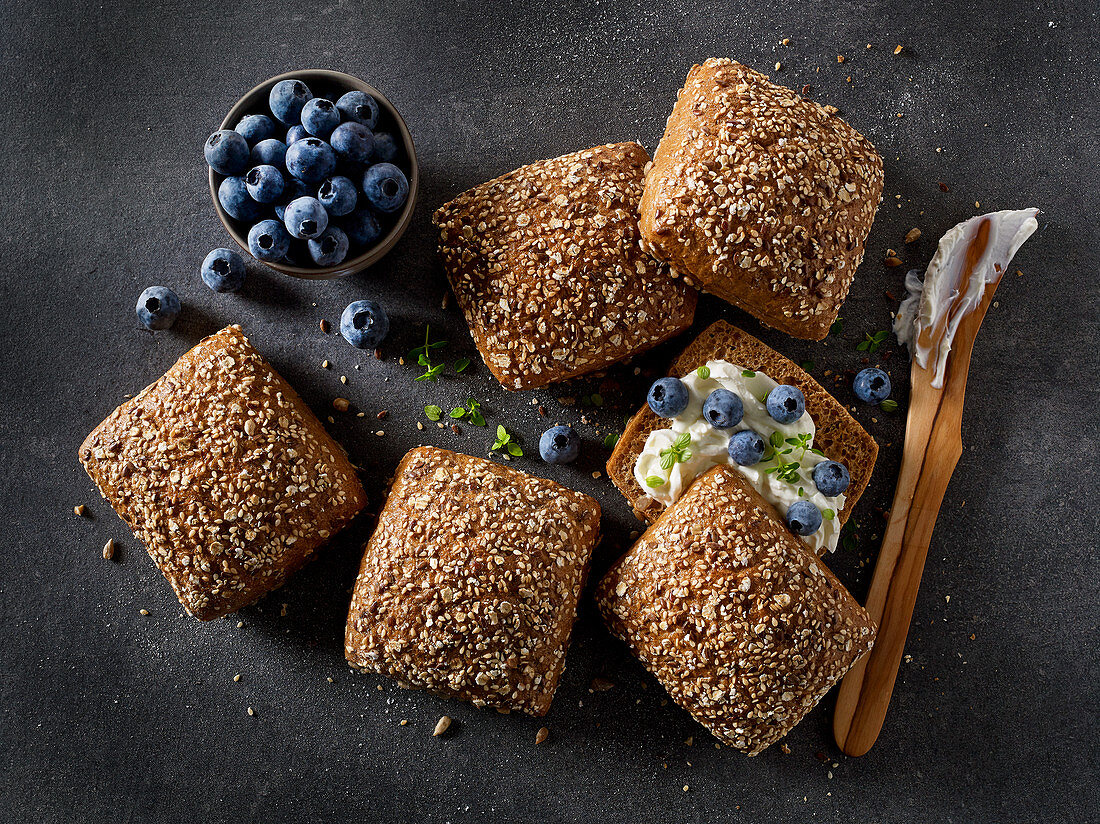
<box><xmin>1</xmin><ymin>1</ymin><xmax>1097</xmax><ymax>822</ymax></box>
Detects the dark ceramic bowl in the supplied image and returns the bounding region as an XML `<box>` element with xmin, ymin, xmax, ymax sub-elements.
<box><xmin>209</xmin><ymin>69</ymin><xmax>418</xmax><ymax>280</ymax></box>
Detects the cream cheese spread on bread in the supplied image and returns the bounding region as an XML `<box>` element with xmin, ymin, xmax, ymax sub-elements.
<box><xmin>634</xmin><ymin>360</ymin><xmax>845</xmax><ymax>553</ymax></box>
<box><xmin>894</xmin><ymin>208</ymin><xmax>1039</xmax><ymax>388</ymax></box>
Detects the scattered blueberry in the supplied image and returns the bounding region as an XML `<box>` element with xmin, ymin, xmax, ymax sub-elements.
<box><xmin>318</xmin><ymin>176</ymin><xmax>357</xmax><ymax>216</ymax></box>
<box><xmin>371</xmin><ymin>132</ymin><xmax>398</xmax><ymax>163</ymax></box>
<box><xmin>200</xmin><ymin>248</ymin><xmax>246</xmax><ymax>293</ymax></box>
<box><xmin>812</xmin><ymin>460</ymin><xmax>850</xmax><ymax>497</ymax></box>
<box><xmin>269</xmin><ymin>79</ymin><xmax>312</xmax><ymax>125</ymax></box>
<box><xmin>245</xmin><ymin>164</ymin><xmax>285</xmax><ymax>203</ymax></box>
<box><xmin>361</xmin><ymin>162</ymin><xmax>409</xmax><ymax>213</ymax></box>
<box><xmin>766</xmin><ymin>384</ymin><xmax>806</xmax><ymax>424</ymax></box>
<box><xmin>647</xmin><ymin>377</ymin><xmax>689</xmax><ymax>418</ymax></box>
<box><xmin>286</xmin><ymin>124</ymin><xmax>308</xmax><ymax>145</ymax></box>
<box><xmin>217</xmin><ymin>176</ymin><xmax>263</xmax><ymax>222</ymax></box>
<box><xmin>539</xmin><ymin>426</ymin><xmax>580</xmax><ymax>464</ymax></box>
<box><xmin>786</xmin><ymin>501</ymin><xmax>823</xmax><ymax>536</ymax></box>
<box><xmin>301</xmin><ymin>98</ymin><xmax>340</xmax><ymax>138</ymax></box>
<box><xmin>248</xmin><ymin>219</ymin><xmax>291</xmax><ymax>262</ymax></box>
<box><xmin>330</xmin><ymin>122</ymin><xmax>374</xmax><ymax>164</ymax></box>
<box><xmin>342</xmin><ymin>207</ymin><xmax>382</xmax><ymax>247</ymax></box>
<box><xmin>340</xmin><ymin>299</ymin><xmax>389</xmax><ymax>349</ymax></box>
<box><xmin>285</xmin><ymin>137</ymin><xmax>337</xmax><ymax>183</ymax></box>
<box><xmin>282</xmin><ymin>196</ymin><xmax>328</xmax><ymax>239</ymax></box>
<box><xmin>727</xmin><ymin>429</ymin><xmax>766</xmax><ymax>466</ymax></box>
<box><xmin>234</xmin><ymin>114</ymin><xmax>277</xmax><ymax>145</ymax></box>
<box><xmin>336</xmin><ymin>90</ymin><xmax>379</xmax><ymax>129</ymax></box>
<box><xmin>250</xmin><ymin>138</ymin><xmax>287</xmax><ymax>168</ymax></box>
<box><xmin>307</xmin><ymin>226</ymin><xmax>350</xmax><ymax>266</ymax></box>
<box><xmin>853</xmin><ymin>367</ymin><xmax>892</xmax><ymax>404</ymax></box>
<box><xmin>204</xmin><ymin>129</ymin><xmax>249</xmax><ymax>175</ymax></box>
<box><xmin>274</xmin><ymin>177</ymin><xmax>311</xmax><ymax>220</ymax></box>
<box><xmin>702</xmin><ymin>388</ymin><xmax>744</xmax><ymax>429</ymax></box>
<box><xmin>136</xmin><ymin>286</ymin><xmax>180</xmax><ymax>331</ymax></box>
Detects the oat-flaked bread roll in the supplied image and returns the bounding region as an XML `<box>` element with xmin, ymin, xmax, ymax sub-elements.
<box><xmin>640</xmin><ymin>59</ymin><xmax>885</xmax><ymax>340</ymax></box>
<box><xmin>78</xmin><ymin>325</ymin><xmax>367</xmax><ymax>620</ymax></box>
<box><xmin>597</xmin><ymin>465</ymin><xmax>877</xmax><ymax>755</ymax></box>
<box><xmin>433</xmin><ymin>142</ymin><xmax>696</xmax><ymax>390</ymax></box>
<box><xmin>345</xmin><ymin>446</ymin><xmax>601</xmax><ymax>715</ymax></box>
<box><xmin>607</xmin><ymin>321</ymin><xmax>877</xmax><ymax>536</ymax></box>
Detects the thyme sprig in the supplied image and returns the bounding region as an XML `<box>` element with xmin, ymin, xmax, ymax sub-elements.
<box><xmin>658</xmin><ymin>432</ymin><xmax>692</xmax><ymax>471</ymax></box>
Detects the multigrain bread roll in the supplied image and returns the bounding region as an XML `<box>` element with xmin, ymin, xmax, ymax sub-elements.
<box><xmin>607</xmin><ymin>321</ymin><xmax>877</xmax><ymax>534</ymax></box>
<box><xmin>640</xmin><ymin>59</ymin><xmax>885</xmax><ymax>340</ymax></box>
<box><xmin>345</xmin><ymin>446</ymin><xmax>601</xmax><ymax>715</ymax></box>
<box><xmin>596</xmin><ymin>465</ymin><xmax>877</xmax><ymax>755</ymax></box>
<box><xmin>433</xmin><ymin>142</ymin><xmax>697</xmax><ymax>390</ymax></box>
<box><xmin>78</xmin><ymin>325</ymin><xmax>367</xmax><ymax>621</ymax></box>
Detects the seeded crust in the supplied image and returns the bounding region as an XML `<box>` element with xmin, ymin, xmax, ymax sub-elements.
<box><xmin>78</xmin><ymin>326</ymin><xmax>367</xmax><ymax>621</ymax></box>
<box><xmin>433</xmin><ymin>142</ymin><xmax>697</xmax><ymax>390</ymax></box>
<box><xmin>344</xmin><ymin>446</ymin><xmax>601</xmax><ymax>715</ymax></box>
<box><xmin>640</xmin><ymin>59</ymin><xmax>885</xmax><ymax>340</ymax></box>
<box><xmin>607</xmin><ymin>321</ymin><xmax>877</xmax><ymax>544</ymax></box>
<box><xmin>596</xmin><ymin>465</ymin><xmax>876</xmax><ymax>755</ymax></box>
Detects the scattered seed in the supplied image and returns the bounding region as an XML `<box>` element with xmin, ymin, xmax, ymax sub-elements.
<box><xmin>74</xmin><ymin>504</ymin><xmax>86</xmax><ymax>516</ymax></box>
<box><xmin>451</xmin><ymin>424</ymin><xmax>460</xmax><ymax>434</ymax></box>
<box><xmin>774</xmin><ymin>62</ymin><xmax>782</xmax><ymax>71</ymax></box>
<box><xmin>400</xmin><ymin>719</ymin><xmax>408</xmax><ymax>726</ymax></box>
<box><xmin>102</xmin><ymin>538</ymin><xmax>115</xmax><ymax>560</ymax></box>
<box><xmin>333</xmin><ymin>397</ymin><xmax>350</xmax><ymax>412</ymax></box>
<box><xmin>781</xmin><ymin>37</ymin><xmax>790</xmax><ymax>45</ymax></box>
<box><xmin>247</xmin><ymin>707</ymin><xmax>255</xmax><ymax>716</ymax></box>
<box><xmin>327</xmin><ymin>415</ymin><xmax>334</xmax><ymax>424</ymax></box>
<box><xmin>441</xmin><ymin>293</ymin><xmax>450</xmax><ymax>309</ymax></box>
<box><xmin>327</xmin><ymin>677</ymin><xmax>334</xmax><ymax>683</ymax></box>
<box><xmin>904</xmin><ymin>228</ymin><xmax>922</xmax><ymax>243</ymax></box>
<box><xmin>894</xmin><ymin>44</ymin><xmax>903</xmax><ymax>54</ymax></box>
<box><xmin>377</xmin><ymin>410</ymin><xmax>388</xmax><ymax>420</ymax></box>
<box><xmin>234</xmin><ymin>674</ymin><xmax>241</xmax><ymax>682</ymax></box>
<box><xmin>938</xmin><ymin>181</ymin><xmax>950</xmax><ymax>192</ymax></box>
<box><xmin>321</xmin><ymin>360</ymin><xmax>330</xmax><ymax>369</ymax></box>
<box><xmin>433</xmin><ymin>716</ymin><xmax>453</xmax><ymax>736</ymax></box>
<box><xmin>837</xmin><ymin>55</ymin><xmax>844</xmax><ymax>63</ymax></box>
<box><xmin>375</xmin><ymin>430</ymin><xmax>384</xmax><ymax>437</ymax></box>
<box><xmin>139</xmin><ymin>608</ymin><xmax>149</xmax><ymax>616</ymax></box>
<box><xmin>280</xmin><ymin>603</ymin><xmax>288</xmax><ymax>617</ymax></box>
<box><xmin>535</xmin><ymin>727</ymin><xmax>550</xmax><ymax>745</ymax></box>
<box><xmin>340</xmin><ymin>375</ymin><xmax>347</xmax><ymax>384</ymax></box>
<box><xmin>416</xmin><ymin>421</ymin><xmax>424</xmax><ymax>430</ymax></box>
<box><xmin>374</xmin><ymin>349</ymin><xmax>382</xmax><ymax>360</ymax></box>
<box><xmin>319</xmin><ymin>319</ymin><xmax>330</xmax><ymax>333</ymax></box>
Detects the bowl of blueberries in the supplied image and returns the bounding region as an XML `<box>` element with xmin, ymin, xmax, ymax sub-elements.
<box><xmin>205</xmin><ymin>69</ymin><xmax>417</xmax><ymax>279</ymax></box>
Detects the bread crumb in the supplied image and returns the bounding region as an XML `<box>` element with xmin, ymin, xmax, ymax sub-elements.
<box><xmin>247</xmin><ymin>707</ymin><xmax>255</xmax><ymax>716</ymax></box>
<box><xmin>894</xmin><ymin>44</ymin><xmax>903</xmax><ymax>54</ymax></box>
<box><xmin>781</xmin><ymin>37</ymin><xmax>789</xmax><ymax>45</ymax></box>
<box><xmin>535</xmin><ymin>726</ymin><xmax>549</xmax><ymax>745</ymax></box>
<box><xmin>905</xmin><ymin>228</ymin><xmax>922</xmax><ymax>244</ymax></box>
<box><xmin>775</xmin><ymin>62</ymin><xmax>782</xmax><ymax>71</ymax></box>
<box><xmin>837</xmin><ymin>55</ymin><xmax>845</xmax><ymax>63</ymax></box>
<box><xmin>340</xmin><ymin>375</ymin><xmax>348</xmax><ymax>385</ymax></box>
<box><xmin>375</xmin><ymin>430</ymin><xmax>385</xmax><ymax>437</ymax></box>
<box><xmin>74</xmin><ymin>504</ymin><xmax>86</xmax><ymax>516</ymax></box>
<box><xmin>234</xmin><ymin>674</ymin><xmax>241</xmax><ymax>682</ymax></box>
<box><xmin>139</xmin><ymin>608</ymin><xmax>149</xmax><ymax>616</ymax></box>
<box><xmin>433</xmin><ymin>716</ymin><xmax>452</xmax><ymax>736</ymax></box>
<box><xmin>400</xmin><ymin>719</ymin><xmax>408</xmax><ymax>726</ymax></box>
<box><xmin>333</xmin><ymin>397</ymin><xmax>350</xmax><ymax>412</ymax></box>
<box><xmin>321</xmin><ymin>360</ymin><xmax>330</xmax><ymax>369</ymax></box>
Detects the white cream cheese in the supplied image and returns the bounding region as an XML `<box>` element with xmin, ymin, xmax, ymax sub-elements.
<box><xmin>894</xmin><ymin>208</ymin><xmax>1039</xmax><ymax>388</ymax></box>
<box><xmin>634</xmin><ymin>360</ymin><xmax>846</xmax><ymax>554</ymax></box>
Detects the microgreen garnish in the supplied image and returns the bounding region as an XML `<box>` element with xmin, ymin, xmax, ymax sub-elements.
<box><xmin>841</xmin><ymin>519</ymin><xmax>857</xmax><ymax>552</ymax></box>
<box><xmin>454</xmin><ymin>357</ymin><xmax>471</xmax><ymax>374</ymax></box>
<box><xmin>857</xmin><ymin>330</ymin><xmax>889</xmax><ymax>354</ymax></box>
<box><xmin>590</xmin><ymin>393</ymin><xmax>604</xmax><ymax>407</ymax></box>
<box><xmin>645</xmin><ymin>475</ymin><xmax>666</xmax><ymax>488</ymax></box>
<box><xmin>741</xmin><ymin>369</ymin><xmax>756</xmax><ymax>378</ymax></box>
<box><xmin>424</xmin><ymin>405</ymin><xmax>442</xmax><ymax>421</ymax></box>
<box><xmin>658</xmin><ymin>432</ymin><xmax>692</xmax><ymax>470</ymax></box>
<box><xmin>449</xmin><ymin>397</ymin><xmax>486</xmax><ymax>426</ymax></box>
<box><xmin>603</xmin><ymin>431</ymin><xmax>620</xmax><ymax>449</ymax></box>
<box><xmin>880</xmin><ymin>399</ymin><xmax>899</xmax><ymax>412</ymax></box>
<box><xmin>491</xmin><ymin>424</ymin><xmax>523</xmax><ymax>457</ymax></box>
<box><xmin>762</xmin><ymin>431</ymin><xmax>809</xmax><ymax>484</ymax></box>
<box><xmin>697</xmin><ymin>365</ymin><xmax>711</xmax><ymax>380</ymax></box>
<box><xmin>800</xmin><ymin>360</ymin><xmax>815</xmax><ymax>371</ymax></box>
<box><xmin>823</xmin><ymin>508</ymin><xmax>836</xmax><ymax>521</ymax></box>
<box><xmin>798</xmin><ymin>487</ymin><xmax>805</xmax><ymax>497</ymax></box>
<box><xmin>830</xmin><ymin>316</ymin><xmax>844</xmax><ymax>336</ymax></box>
<box><xmin>410</xmin><ymin>325</ymin><xmax>447</xmax><ymax>382</ymax></box>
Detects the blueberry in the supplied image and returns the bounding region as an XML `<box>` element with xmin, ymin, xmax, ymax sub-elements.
<box><xmin>361</xmin><ymin>162</ymin><xmax>409</xmax><ymax>213</ymax></box>
<box><xmin>269</xmin><ymin>79</ymin><xmax>312</xmax><ymax>125</ymax></box>
<box><xmin>318</xmin><ymin>176</ymin><xmax>357</xmax><ymax>217</ymax></box>
<box><xmin>308</xmin><ymin>226</ymin><xmax>350</xmax><ymax>266</ymax></box>
<box><xmin>647</xmin><ymin>377</ymin><xmax>689</xmax><ymax>418</ymax></box>
<box><xmin>234</xmin><ymin>114</ymin><xmax>277</xmax><ymax>145</ymax></box>
<box><xmin>336</xmin><ymin>90</ymin><xmax>379</xmax><ymax>129</ymax></box>
<box><xmin>340</xmin><ymin>300</ymin><xmax>389</xmax><ymax>349</ymax></box>
<box><xmin>812</xmin><ymin>460</ymin><xmax>850</xmax><ymax>497</ymax></box>
<box><xmin>248</xmin><ymin>219</ymin><xmax>291</xmax><ymax>262</ymax></box>
<box><xmin>274</xmin><ymin>177</ymin><xmax>311</xmax><ymax>220</ymax></box>
<box><xmin>136</xmin><ymin>286</ymin><xmax>180</xmax><ymax>331</ymax></box>
<box><xmin>766</xmin><ymin>385</ymin><xmax>806</xmax><ymax>424</ymax></box>
<box><xmin>301</xmin><ymin>98</ymin><xmax>340</xmax><ymax>138</ymax></box>
<box><xmin>786</xmin><ymin>501</ymin><xmax>823</xmax><ymax>536</ymax></box>
<box><xmin>853</xmin><ymin>367</ymin><xmax>892</xmax><ymax>404</ymax></box>
<box><xmin>200</xmin><ymin>248</ymin><xmax>246</xmax><ymax>293</ymax></box>
<box><xmin>342</xmin><ymin>207</ymin><xmax>382</xmax><ymax>247</ymax></box>
<box><xmin>250</xmin><ymin>138</ymin><xmax>287</xmax><ymax>168</ymax></box>
<box><xmin>286</xmin><ymin>124</ymin><xmax>308</xmax><ymax>145</ymax></box>
<box><xmin>245</xmin><ymin>164</ymin><xmax>284</xmax><ymax>203</ymax></box>
<box><xmin>727</xmin><ymin>429</ymin><xmax>766</xmax><ymax>465</ymax></box>
<box><xmin>539</xmin><ymin>425</ymin><xmax>580</xmax><ymax>464</ymax></box>
<box><xmin>285</xmin><ymin>137</ymin><xmax>337</xmax><ymax>183</ymax></box>
<box><xmin>204</xmin><ymin>129</ymin><xmax>249</xmax><ymax>175</ymax></box>
<box><xmin>217</xmin><ymin>176</ymin><xmax>263</xmax><ymax>222</ymax></box>
<box><xmin>330</xmin><ymin>122</ymin><xmax>374</xmax><ymax>164</ymax></box>
<box><xmin>371</xmin><ymin>132</ymin><xmax>398</xmax><ymax>163</ymax></box>
<box><xmin>702</xmin><ymin>388</ymin><xmax>744</xmax><ymax>429</ymax></box>
<box><xmin>282</xmin><ymin>196</ymin><xmax>328</xmax><ymax>239</ymax></box>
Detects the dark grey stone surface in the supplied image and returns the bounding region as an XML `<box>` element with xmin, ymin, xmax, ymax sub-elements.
<box><xmin>1</xmin><ymin>1</ymin><xmax>1096</xmax><ymax>822</ymax></box>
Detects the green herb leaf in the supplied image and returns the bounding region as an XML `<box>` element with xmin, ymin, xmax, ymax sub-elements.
<box><xmin>823</xmin><ymin>508</ymin><xmax>836</xmax><ymax>521</ymax></box>
<box><xmin>454</xmin><ymin>357</ymin><xmax>471</xmax><ymax>374</ymax></box>
<box><xmin>697</xmin><ymin>365</ymin><xmax>711</xmax><ymax>380</ymax></box>
<box><xmin>603</xmin><ymin>431</ymin><xmax>620</xmax><ymax>449</ymax></box>
<box><xmin>645</xmin><ymin>475</ymin><xmax>666</xmax><ymax>488</ymax></box>
<box><xmin>742</xmin><ymin>369</ymin><xmax>756</xmax><ymax>378</ymax></box>
<box><xmin>673</xmin><ymin>432</ymin><xmax>691</xmax><ymax>450</ymax></box>
<box><xmin>880</xmin><ymin>398</ymin><xmax>899</xmax><ymax>412</ymax></box>
<box><xmin>798</xmin><ymin>487</ymin><xmax>805</xmax><ymax>497</ymax></box>
<box><xmin>496</xmin><ymin>425</ymin><xmax>508</xmax><ymax>443</ymax></box>
<box><xmin>770</xmin><ymin>432</ymin><xmax>785</xmax><ymax>449</ymax></box>
<box><xmin>424</xmin><ymin>405</ymin><xmax>442</xmax><ymax>421</ymax></box>
<box><xmin>800</xmin><ymin>360</ymin><xmax>815</xmax><ymax>371</ymax></box>
<box><xmin>470</xmin><ymin>411</ymin><xmax>486</xmax><ymax>427</ymax></box>
<box><xmin>506</xmin><ymin>442</ymin><xmax>523</xmax><ymax>457</ymax></box>
<box><xmin>659</xmin><ymin>453</ymin><xmax>675</xmax><ymax>471</ymax></box>
<box><xmin>858</xmin><ymin>330</ymin><xmax>890</xmax><ymax>354</ymax></box>
<box><xmin>449</xmin><ymin>407</ymin><xmax>467</xmax><ymax>419</ymax></box>
<box><xmin>830</xmin><ymin>317</ymin><xmax>844</xmax><ymax>336</ymax></box>
<box><xmin>591</xmin><ymin>393</ymin><xmax>604</xmax><ymax>407</ymax></box>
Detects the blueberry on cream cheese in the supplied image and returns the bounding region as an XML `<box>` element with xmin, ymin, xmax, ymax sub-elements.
<box><xmin>727</xmin><ymin>430</ymin><xmax>765</xmax><ymax>466</ymax></box>
<box><xmin>647</xmin><ymin>377</ymin><xmax>689</xmax><ymax>418</ymax></box>
<box><xmin>766</xmin><ymin>384</ymin><xmax>806</xmax><ymax>424</ymax></box>
<box><xmin>703</xmin><ymin>388</ymin><xmax>744</xmax><ymax>429</ymax></box>
<box><xmin>786</xmin><ymin>501</ymin><xmax>823</xmax><ymax>536</ymax></box>
<box><xmin>812</xmin><ymin>460</ymin><xmax>850</xmax><ymax>497</ymax></box>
